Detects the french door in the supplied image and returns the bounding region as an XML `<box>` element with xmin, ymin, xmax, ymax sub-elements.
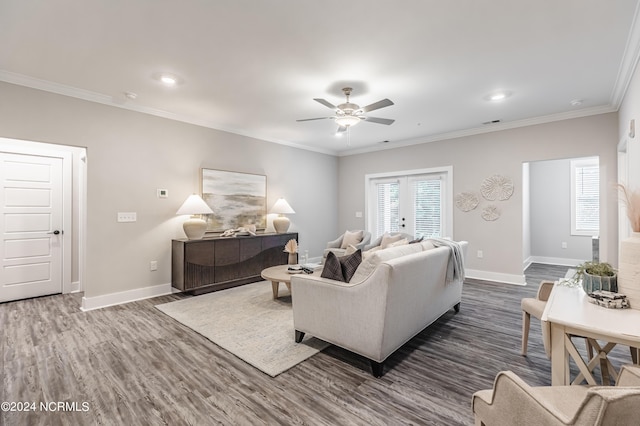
<box><xmin>367</xmin><ymin>168</ymin><xmax>452</xmax><ymax>240</ymax></box>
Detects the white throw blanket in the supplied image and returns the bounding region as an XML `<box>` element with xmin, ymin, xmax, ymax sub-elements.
<box><xmin>427</xmin><ymin>238</ymin><xmax>465</xmax><ymax>284</ymax></box>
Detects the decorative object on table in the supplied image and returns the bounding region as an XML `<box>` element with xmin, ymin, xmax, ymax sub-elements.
<box><xmin>176</xmin><ymin>194</ymin><xmax>214</xmax><ymax>240</ymax></box>
<box><xmin>270</xmin><ymin>198</ymin><xmax>295</xmax><ymax>233</ymax></box>
<box><xmin>284</xmin><ymin>238</ymin><xmax>298</xmax><ymax>264</ymax></box>
<box><xmin>455</xmin><ymin>192</ymin><xmax>479</xmax><ymax>212</ymax></box>
<box><xmin>480</xmin><ymin>174</ymin><xmax>514</xmax><ymax>201</ymax></box>
<box><xmin>287</xmin><ymin>265</ymin><xmax>303</xmax><ymax>274</ymax></box>
<box><xmin>572</xmin><ymin>261</ymin><xmax>617</xmax><ymax>293</ymax></box>
<box><xmin>200</xmin><ymin>168</ymin><xmax>266</xmax><ymax>232</ymax></box>
<box><xmin>481</xmin><ymin>205</ymin><xmax>500</xmax><ymax>221</ymax></box>
<box><xmin>587</xmin><ymin>290</ymin><xmax>630</xmax><ymax>309</ymax></box>
<box><xmin>617</xmin><ymin>184</ymin><xmax>640</xmax><ymax>310</ymax></box>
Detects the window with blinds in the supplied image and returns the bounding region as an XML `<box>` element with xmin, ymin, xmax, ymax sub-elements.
<box><xmin>374</xmin><ymin>180</ymin><xmax>399</xmax><ymax>236</ymax></box>
<box><xmin>411</xmin><ymin>177</ymin><xmax>442</xmax><ymax>238</ymax></box>
<box><xmin>571</xmin><ymin>158</ymin><xmax>599</xmax><ymax>236</ymax></box>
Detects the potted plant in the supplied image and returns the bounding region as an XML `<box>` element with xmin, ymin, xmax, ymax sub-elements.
<box><xmin>572</xmin><ymin>261</ymin><xmax>617</xmax><ymax>294</ymax></box>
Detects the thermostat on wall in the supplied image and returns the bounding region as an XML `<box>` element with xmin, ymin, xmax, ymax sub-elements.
<box><xmin>157</xmin><ymin>189</ymin><xmax>168</xmax><ymax>198</ymax></box>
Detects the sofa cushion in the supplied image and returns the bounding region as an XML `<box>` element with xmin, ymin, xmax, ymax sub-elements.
<box><xmin>389</xmin><ymin>238</ymin><xmax>409</xmax><ymax>247</ymax></box>
<box><xmin>340</xmin><ymin>230</ymin><xmax>364</xmax><ymax>249</ymax></box>
<box><xmin>321</xmin><ymin>250</ymin><xmax>363</xmax><ymax>282</ymax></box>
<box><xmin>420</xmin><ymin>240</ymin><xmax>436</xmax><ymax>251</ymax></box>
<box><xmin>350</xmin><ymin>243</ymin><xmax>423</xmax><ymax>283</ymax></box>
<box><xmin>380</xmin><ymin>232</ymin><xmax>404</xmax><ymax>249</ymax></box>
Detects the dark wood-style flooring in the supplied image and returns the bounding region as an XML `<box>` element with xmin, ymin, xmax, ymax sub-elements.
<box><xmin>0</xmin><ymin>264</ymin><xmax>633</xmax><ymax>425</ymax></box>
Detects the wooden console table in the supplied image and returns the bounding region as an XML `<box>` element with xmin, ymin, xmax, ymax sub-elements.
<box><xmin>172</xmin><ymin>232</ymin><xmax>297</xmax><ymax>294</ymax></box>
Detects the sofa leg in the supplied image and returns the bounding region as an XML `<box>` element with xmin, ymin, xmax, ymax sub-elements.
<box><xmin>454</xmin><ymin>302</ymin><xmax>461</xmax><ymax>313</ymax></box>
<box><xmin>295</xmin><ymin>330</ymin><xmax>305</xmax><ymax>343</ymax></box>
<box><xmin>370</xmin><ymin>360</ymin><xmax>384</xmax><ymax>378</ymax></box>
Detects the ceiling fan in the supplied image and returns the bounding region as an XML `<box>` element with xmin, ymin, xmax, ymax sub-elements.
<box><xmin>297</xmin><ymin>87</ymin><xmax>395</xmax><ymax>133</ymax></box>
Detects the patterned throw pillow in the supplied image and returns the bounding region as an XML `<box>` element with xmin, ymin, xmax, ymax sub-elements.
<box><xmin>321</xmin><ymin>250</ymin><xmax>363</xmax><ymax>282</ymax></box>
<box><xmin>321</xmin><ymin>251</ymin><xmax>344</xmax><ymax>281</ymax></box>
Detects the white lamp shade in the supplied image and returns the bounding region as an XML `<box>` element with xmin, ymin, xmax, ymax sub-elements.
<box><xmin>270</xmin><ymin>198</ymin><xmax>295</xmax><ymax>215</ymax></box>
<box><xmin>176</xmin><ymin>194</ymin><xmax>213</xmax><ymax>215</ymax></box>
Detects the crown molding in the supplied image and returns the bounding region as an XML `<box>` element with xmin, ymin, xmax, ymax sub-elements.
<box><xmin>611</xmin><ymin>0</ymin><xmax>640</xmax><ymax>108</ymax></box>
<box><xmin>0</xmin><ymin>70</ymin><xmax>338</xmax><ymax>157</ymax></box>
<box><xmin>337</xmin><ymin>104</ymin><xmax>617</xmax><ymax>157</ymax></box>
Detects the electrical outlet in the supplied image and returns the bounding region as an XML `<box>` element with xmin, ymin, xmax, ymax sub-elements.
<box><xmin>117</xmin><ymin>212</ymin><xmax>137</xmax><ymax>222</ymax></box>
<box><xmin>355</xmin><ymin>211</ymin><xmax>363</xmax><ymax>218</ymax></box>
<box><xmin>477</xmin><ymin>250</ymin><xmax>483</xmax><ymax>259</ymax></box>
<box><xmin>561</xmin><ymin>242</ymin><xmax>568</xmax><ymax>249</ymax></box>
<box><xmin>150</xmin><ymin>260</ymin><xmax>158</xmax><ymax>271</ymax></box>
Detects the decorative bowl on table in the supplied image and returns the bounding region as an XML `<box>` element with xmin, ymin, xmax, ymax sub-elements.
<box><xmin>287</xmin><ymin>265</ymin><xmax>303</xmax><ymax>274</ymax></box>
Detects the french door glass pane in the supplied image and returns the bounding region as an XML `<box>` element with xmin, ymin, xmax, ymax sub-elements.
<box><xmin>376</xmin><ymin>181</ymin><xmax>399</xmax><ymax>236</ymax></box>
<box><xmin>413</xmin><ymin>179</ymin><xmax>441</xmax><ymax>238</ymax></box>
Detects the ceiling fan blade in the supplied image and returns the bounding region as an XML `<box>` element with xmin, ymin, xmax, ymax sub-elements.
<box><xmin>314</xmin><ymin>98</ymin><xmax>337</xmax><ymax>110</ymax></box>
<box><xmin>337</xmin><ymin>126</ymin><xmax>347</xmax><ymax>133</ymax></box>
<box><xmin>296</xmin><ymin>117</ymin><xmax>332</xmax><ymax>122</ymax></box>
<box><xmin>364</xmin><ymin>116</ymin><xmax>395</xmax><ymax>125</ymax></box>
<box><xmin>361</xmin><ymin>98</ymin><xmax>394</xmax><ymax>113</ymax></box>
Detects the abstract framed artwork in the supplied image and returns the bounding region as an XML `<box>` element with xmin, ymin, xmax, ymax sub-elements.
<box><xmin>200</xmin><ymin>168</ymin><xmax>267</xmax><ymax>232</ymax></box>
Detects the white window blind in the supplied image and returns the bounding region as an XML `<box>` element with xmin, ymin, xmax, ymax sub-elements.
<box><xmin>571</xmin><ymin>158</ymin><xmax>599</xmax><ymax>236</ymax></box>
<box><xmin>411</xmin><ymin>177</ymin><xmax>442</xmax><ymax>238</ymax></box>
<box><xmin>374</xmin><ymin>180</ymin><xmax>399</xmax><ymax>236</ymax></box>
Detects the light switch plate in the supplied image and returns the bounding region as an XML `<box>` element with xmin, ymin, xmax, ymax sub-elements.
<box><xmin>117</xmin><ymin>212</ymin><xmax>137</xmax><ymax>222</ymax></box>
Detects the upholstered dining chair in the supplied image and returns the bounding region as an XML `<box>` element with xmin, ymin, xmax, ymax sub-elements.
<box><xmin>472</xmin><ymin>364</ymin><xmax>640</xmax><ymax>426</ymax></box>
<box><xmin>521</xmin><ymin>280</ymin><xmax>555</xmax><ymax>357</ymax></box>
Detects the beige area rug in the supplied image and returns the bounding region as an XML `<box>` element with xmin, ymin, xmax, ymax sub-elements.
<box><xmin>155</xmin><ymin>282</ymin><xmax>329</xmax><ymax>377</ymax></box>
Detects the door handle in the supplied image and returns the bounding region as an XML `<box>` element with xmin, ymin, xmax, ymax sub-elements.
<box><xmin>48</xmin><ymin>230</ymin><xmax>62</xmax><ymax>235</ymax></box>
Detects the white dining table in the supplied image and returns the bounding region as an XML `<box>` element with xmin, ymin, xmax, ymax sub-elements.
<box><xmin>541</xmin><ymin>282</ymin><xmax>640</xmax><ymax>386</ymax></box>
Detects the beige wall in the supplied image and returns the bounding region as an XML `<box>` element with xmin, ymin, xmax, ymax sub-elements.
<box><xmin>618</xmin><ymin>60</ymin><xmax>640</xmax><ymax>193</ymax></box>
<box><xmin>0</xmin><ymin>82</ymin><xmax>338</xmax><ymax>299</ymax></box>
<box><xmin>338</xmin><ymin>113</ymin><xmax>619</xmax><ymax>283</ymax></box>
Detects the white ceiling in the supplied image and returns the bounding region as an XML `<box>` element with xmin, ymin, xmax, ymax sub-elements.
<box><xmin>1</xmin><ymin>0</ymin><xmax>639</xmax><ymax>156</ymax></box>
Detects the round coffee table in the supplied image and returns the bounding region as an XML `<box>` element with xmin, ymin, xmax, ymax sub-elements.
<box><xmin>261</xmin><ymin>265</ymin><xmax>316</xmax><ymax>299</ymax></box>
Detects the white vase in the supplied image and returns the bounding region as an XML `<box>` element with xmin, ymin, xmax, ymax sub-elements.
<box><xmin>618</xmin><ymin>232</ymin><xmax>640</xmax><ymax>310</ymax></box>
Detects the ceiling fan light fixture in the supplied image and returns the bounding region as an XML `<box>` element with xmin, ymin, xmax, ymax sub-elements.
<box><xmin>335</xmin><ymin>115</ymin><xmax>361</xmax><ymax>127</ymax></box>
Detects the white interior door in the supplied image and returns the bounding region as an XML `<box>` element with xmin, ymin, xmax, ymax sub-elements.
<box><xmin>1</xmin><ymin>152</ymin><xmax>63</xmax><ymax>302</ymax></box>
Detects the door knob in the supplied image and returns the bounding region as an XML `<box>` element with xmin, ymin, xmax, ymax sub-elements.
<box><xmin>48</xmin><ymin>230</ymin><xmax>61</xmax><ymax>235</ymax></box>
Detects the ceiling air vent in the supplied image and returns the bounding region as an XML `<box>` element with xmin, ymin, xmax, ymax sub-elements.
<box><xmin>482</xmin><ymin>119</ymin><xmax>501</xmax><ymax>125</ymax></box>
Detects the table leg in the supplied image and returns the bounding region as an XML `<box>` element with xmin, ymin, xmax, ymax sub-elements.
<box><xmin>550</xmin><ymin>322</ymin><xmax>570</xmax><ymax>385</ymax></box>
<box><xmin>271</xmin><ymin>281</ymin><xmax>279</xmax><ymax>299</ymax></box>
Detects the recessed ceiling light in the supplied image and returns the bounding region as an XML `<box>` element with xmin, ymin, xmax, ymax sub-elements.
<box><xmin>160</xmin><ymin>74</ymin><xmax>177</xmax><ymax>86</ymax></box>
<box><xmin>153</xmin><ymin>72</ymin><xmax>183</xmax><ymax>87</ymax></box>
<box><xmin>484</xmin><ymin>91</ymin><xmax>513</xmax><ymax>102</ymax></box>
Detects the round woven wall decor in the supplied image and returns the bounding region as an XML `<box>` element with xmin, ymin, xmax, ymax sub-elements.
<box><xmin>481</xmin><ymin>175</ymin><xmax>514</xmax><ymax>201</ymax></box>
<box><xmin>481</xmin><ymin>205</ymin><xmax>500</xmax><ymax>221</ymax></box>
<box><xmin>455</xmin><ymin>192</ymin><xmax>479</xmax><ymax>212</ymax></box>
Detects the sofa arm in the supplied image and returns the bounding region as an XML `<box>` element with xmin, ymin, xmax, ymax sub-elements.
<box><xmin>290</xmin><ymin>269</ymin><xmax>391</xmax><ymax>360</ymax></box>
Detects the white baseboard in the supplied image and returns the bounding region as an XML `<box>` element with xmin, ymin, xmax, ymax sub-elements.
<box><xmin>81</xmin><ymin>282</ymin><xmax>173</xmax><ymax>311</ymax></box>
<box><xmin>465</xmin><ymin>269</ymin><xmax>527</xmax><ymax>286</ymax></box>
<box><xmin>526</xmin><ymin>256</ymin><xmax>586</xmax><ymax>267</ymax></box>
<box><xmin>71</xmin><ymin>280</ymin><xmax>81</xmax><ymax>293</ymax></box>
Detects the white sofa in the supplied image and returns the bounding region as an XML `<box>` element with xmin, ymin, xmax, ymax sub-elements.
<box><xmin>291</xmin><ymin>240</ymin><xmax>468</xmax><ymax>377</ymax></box>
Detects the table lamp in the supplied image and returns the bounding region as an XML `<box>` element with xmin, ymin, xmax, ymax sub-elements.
<box><xmin>176</xmin><ymin>194</ymin><xmax>214</xmax><ymax>240</ymax></box>
<box><xmin>270</xmin><ymin>198</ymin><xmax>295</xmax><ymax>233</ymax></box>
